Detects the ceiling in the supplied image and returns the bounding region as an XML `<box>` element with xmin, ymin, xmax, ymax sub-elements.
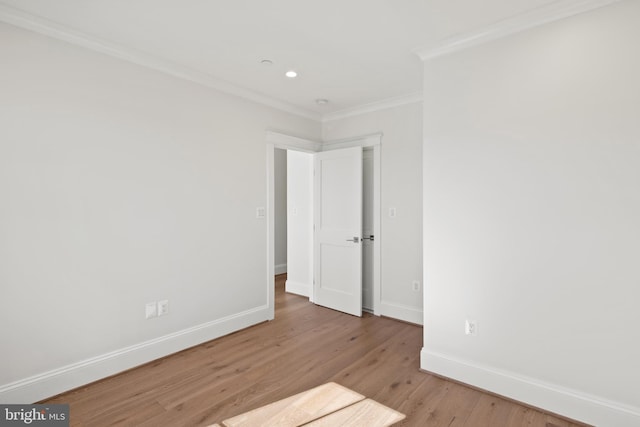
<box><xmin>0</xmin><ymin>0</ymin><xmax>563</xmax><ymax>119</ymax></box>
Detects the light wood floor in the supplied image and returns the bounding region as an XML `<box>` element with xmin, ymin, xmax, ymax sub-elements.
<box><xmin>42</xmin><ymin>275</ymin><xmax>588</xmax><ymax>426</ymax></box>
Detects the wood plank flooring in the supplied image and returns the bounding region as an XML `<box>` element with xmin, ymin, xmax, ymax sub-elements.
<box><xmin>42</xmin><ymin>275</ymin><xmax>589</xmax><ymax>427</ymax></box>
<box><xmin>220</xmin><ymin>382</ymin><xmax>368</xmax><ymax>426</ymax></box>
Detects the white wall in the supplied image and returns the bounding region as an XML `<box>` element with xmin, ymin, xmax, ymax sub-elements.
<box><xmin>421</xmin><ymin>2</ymin><xmax>640</xmax><ymax>425</ymax></box>
<box><xmin>323</xmin><ymin>102</ymin><xmax>423</xmax><ymax>324</ymax></box>
<box><xmin>285</xmin><ymin>151</ymin><xmax>314</xmax><ymax>297</ymax></box>
<box><xmin>0</xmin><ymin>22</ymin><xmax>320</xmax><ymax>402</ymax></box>
<box><xmin>274</xmin><ymin>148</ymin><xmax>287</xmax><ymax>275</ymax></box>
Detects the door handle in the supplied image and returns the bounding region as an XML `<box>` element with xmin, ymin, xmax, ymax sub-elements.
<box><xmin>362</xmin><ymin>235</ymin><xmax>374</xmax><ymax>241</ymax></box>
<box><xmin>346</xmin><ymin>237</ymin><xmax>360</xmax><ymax>243</ymax></box>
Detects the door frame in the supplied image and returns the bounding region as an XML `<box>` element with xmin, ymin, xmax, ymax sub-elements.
<box><xmin>265</xmin><ymin>131</ymin><xmax>382</xmax><ymax>319</ymax></box>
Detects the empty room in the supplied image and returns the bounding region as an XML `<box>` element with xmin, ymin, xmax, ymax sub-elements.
<box><xmin>1</xmin><ymin>0</ymin><xmax>638</xmax><ymax>426</ymax></box>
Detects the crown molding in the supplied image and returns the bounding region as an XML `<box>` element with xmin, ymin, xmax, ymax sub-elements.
<box><xmin>0</xmin><ymin>4</ymin><xmax>424</xmax><ymax>125</ymax></box>
<box><xmin>322</xmin><ymin>92</ymin><xmax>423</xmax><ymax>123</ymax></box>
<box><xmin>0</xmin><ymin>4</ymin><xmax>321</xmax><ymax>122</ymax></box>
<box><xmin>415</xmin><ymin>0</ymin><xmax>623</xmax><ymax>62</ymax></box>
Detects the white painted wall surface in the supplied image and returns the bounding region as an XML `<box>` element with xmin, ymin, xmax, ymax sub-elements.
<box><xmin>274</xmin><ymin>148</ymin><xmax>287</xmax><ymax>274</ymax></box>
<box><xmin>421</xmin><ymin>2</ymin><xmax>640</xmax><ymax>425</ymax></box>
<box><xmin>0</xmin><ymin>22</ymin><xmax>320</xmax><ymax>402</ymax></box>
<box><xmin>323</xmin><ymin>103</ymin><xmax>423</xmax><ymax>324</ymax></box>
<box><xmin>285</xmin><ymin>151</ymin><xmax>314</xmax><ymax>297</ymax></box>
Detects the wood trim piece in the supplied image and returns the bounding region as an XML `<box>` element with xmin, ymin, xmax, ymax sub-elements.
<box><xmin>284</xmin><ymin>279</ymin><xmax>311</xmax><ymax>297</ymax></box>
<box><xmin>265</xmin><ymin>131</ymin><xmax>321</xmax><ymax>153</ymax></box>
<box><xmin>221</xmin><ymin>382</ymin><xmax>365</xmax><ymax>426</ymax></box>
<box><xmin>38</xmin><ymin>286</ymin><xmax>588</xmax><ymax>426</ymax></box>
<box><xmin>379</xmin><ymin>301</ymin><xmax>423</xmax><ymax>325</ymax></box>
<box><xmin>320</xmin><ymin>133</ymin><xmax>382</xmax><ymax>151</ymax></box>
<box><xmin>0</xmin><ymin>305</ymin><xmax>270</xmax><ymax>403</ymax></box>
<box><xmin>415</xmin><ymin>0</ymin><xmax>623</xmax><ymax>62</ymax></box>
<box><xmin>420</xmin><ymin>348</ymin><xmax>640</xmax><ymax>426</ymax></box>
<box><xmin>304</xmin><ymin>398</ymin><xmax>405</xmax><ymax>427</ymax></box>
<box><xmin>322</xmin><ymin>93</ymin><xmax>422</xmax><ymax>123</ymax></box>
<box><xmin>0</xmin><ymin>4</ymin><xmax>321</xmax><ymax>121</ymax></box>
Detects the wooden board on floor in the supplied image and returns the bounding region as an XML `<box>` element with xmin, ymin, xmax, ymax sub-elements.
<box><xmin>221</xmin><ymin>382</ymin><xmax>364</xmax><ymax>427</ymax></box>
<box><xmin>42</xmin><ymin>284</ymin><xmax>589</xmax><ymax>427</ymax></box>
<box><xmin>304</xmin><ymin>398</ymin><xmax>405</xmax><ymax>427</ymax></box>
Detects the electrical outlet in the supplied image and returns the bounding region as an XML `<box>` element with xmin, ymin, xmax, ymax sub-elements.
<box><xmin>145</xmin><ymin>302</ymin><xmax>157</xmax><ymax>319</ymax></box>
<box><xmin>256</xmin><ymin>207</ymin><xmax>266</xmax><ymax>219</ymax></box>
<box><xmin>157</xmin><ymin>300</ymin><xmax>169</xmax><ymax>316</ymax></box>
<box><xmin>412</xmin><ymin>280</ymin><xmax>421</xmax><ymax>292</ymax></box>
<box><xmin>465</xmin><ymin>319</ymin><xmax>478</xmax><ymax>336</ymax></box>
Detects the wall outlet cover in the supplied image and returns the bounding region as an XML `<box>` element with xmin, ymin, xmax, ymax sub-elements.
<box><xmin>145</xmin><ymin>302</ymin><xmax>157</xmax><ymax>319</ymax></box>
<box><xmin>465</xmin><ymin>319</ymin><xmax>478</xmax><ymax>336</ymax></box>
<box><xmin>157</xmin><ymin>300</ymin><xmax>169</xmax><ymax>316</ymax></box>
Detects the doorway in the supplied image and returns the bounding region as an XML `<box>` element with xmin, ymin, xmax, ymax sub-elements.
<box><xmin>362</xmin><ymin>147</ymin><xmax>374</xmax><ymax>312</ymax></box>
<box><xmin>266</xmin><ymin>131</ymin><xmax>381</xmax><ymax>319</ymax></box>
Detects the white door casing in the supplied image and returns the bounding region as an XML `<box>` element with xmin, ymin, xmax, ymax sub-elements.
<box><xmin>313</xmin><ymin>147</ymin><xmax>363</xmax><ymax>317</ymax></box>
<box><xmin>266</xmin><ymin>131</ymin><xmax>381</xmax><ymax>320</ymax></box>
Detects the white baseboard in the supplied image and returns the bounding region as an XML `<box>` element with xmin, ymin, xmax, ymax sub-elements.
<box><xmin>421</xmin><ymin>349</ymin><xmax>640</xmax><ymax>427</ymax></box>
<box><xmin>0</xmin><ymin>305</ymin><xmax>270</xmax><ymax>404</ymax></box>
<box><xmin>285</xmin><ymin>279</ymin><xmax>310</xmax><ymax>297</ymax></box>
<box><xmin>380</xmin><ymin>301</ymin><xmax>423</xmax><ymax>325</ymax></box>
<box><xmin>274</xmin><ymin>263</ymin><xmax>287</xmax><ymax>275</ymax></box>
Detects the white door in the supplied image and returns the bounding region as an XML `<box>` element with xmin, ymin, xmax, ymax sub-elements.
<box><xmin>314</xmin><ymin>147</ymin><xmax>363</xmax><ymax>316</ymax></box>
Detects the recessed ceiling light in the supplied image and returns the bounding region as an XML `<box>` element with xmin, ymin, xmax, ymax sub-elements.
<box><xmin>285</xmin><ymin>70</ymin><xmax>298</xmax><ymax>78</ymax></box>
<box><xmin>315</xmin><ymin>99</ymin><xmax>329</xmax><ymax>105</ymax></box>
<box><xmin>260</xmin><ymin>59</ymin><xmax>273</xmax><ymax>65</ymax></box>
